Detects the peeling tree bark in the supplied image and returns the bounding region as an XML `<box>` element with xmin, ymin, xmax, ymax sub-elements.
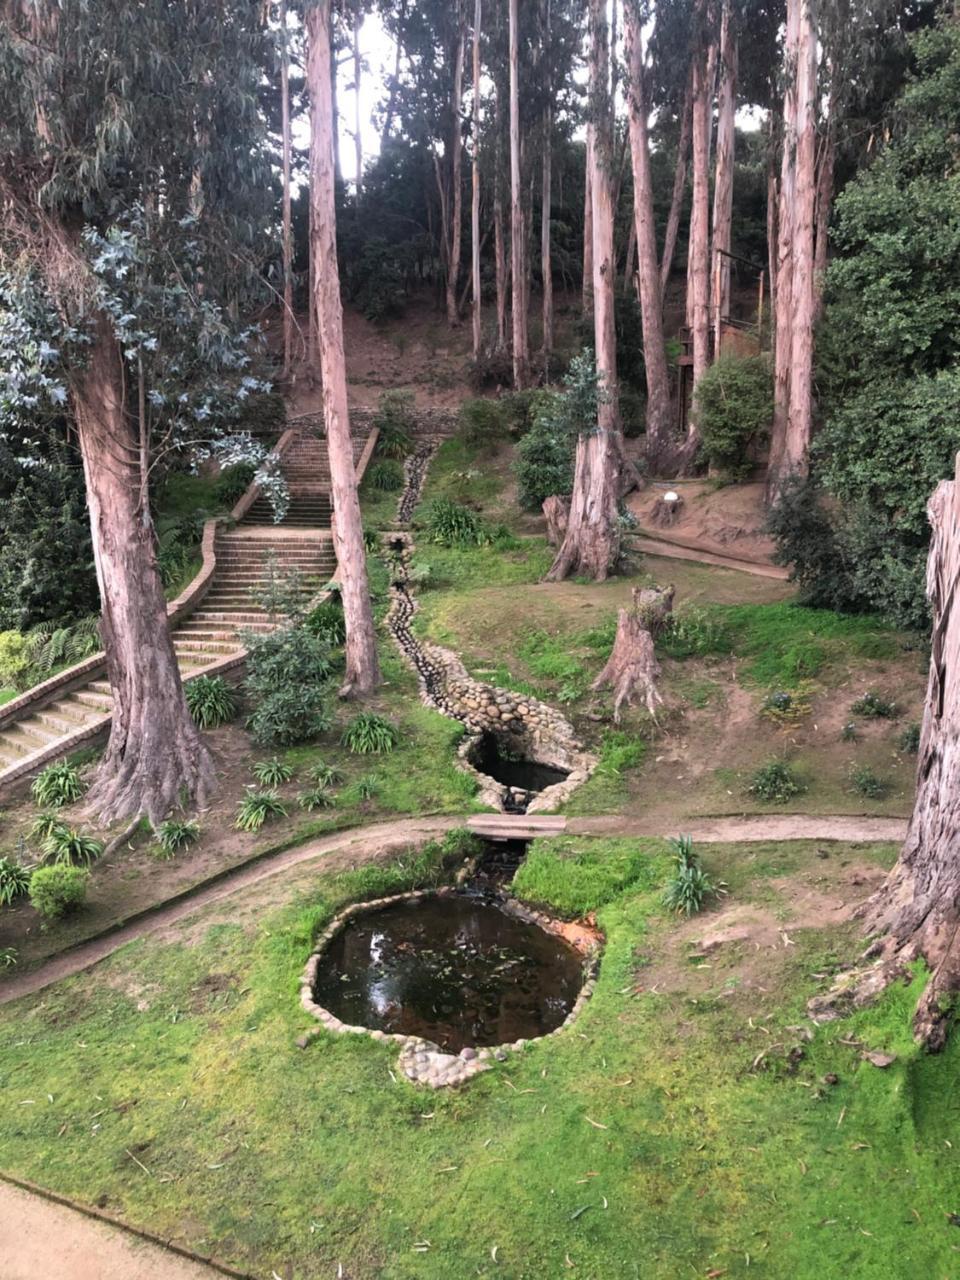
<box><xmin>280</xmin><ymin>0</ymin><xmax>295</xmax><ymax>378</ymax></box>
<box><xmin>493</xmin><ymin>76</ymin><xmax>508</xmax><ymax>352</ymax></box>
<box><xmin>689</xmin><ymin>3</ymin><xmax>714</xmax><ymax>403</ymax></box>
<box><xmin>307</xmin><ymin>0</ymin><xmax>380</xmax><ymax>697</ymax></box>
<box><xmin>508</xmin><ymin>0</ymin><xmax>529</xmax><ymax>387</ymax></box>
<box><xmin>446</xmin><ymin>16</ymin><xmax>466</xmax><ymax>328</ymax></box>
<box><xmin>661</xmin><ymin>73</ymin><xmax>693</xmax><ymax>301</ymax></box>
<box><xmin>592</xmin><ymin>585</ymin><xmax>675</xmax><ymax>721</ymax></box>
<box><xmin>582</xmin><ymin>125</ymin><xmax>594</xmax><ymax>315</ymax></box>
<box><xmin>711</xmin><ymin>0</ymin><xmax>737</xmax><ymax>348</ymax></box>
<box><xmin>471</xmin><ymin>0</ymin><xmax>482</xmax><ymax>359</ymax></box>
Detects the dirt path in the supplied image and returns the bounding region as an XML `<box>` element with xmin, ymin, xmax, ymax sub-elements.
<box><xmin>567</xmin><ymin>813</ymin><xmax>907</xmax><ymax>843</ymax></box>
<box><xmin>0</xmin><ymin>1179</ymin><xmax>233</xmax><ymax>1280</ymax></box>
<box><xmin>628</xmin><ymin>532</ymin><xmax>791</xmax><ymax>579</ymax></box>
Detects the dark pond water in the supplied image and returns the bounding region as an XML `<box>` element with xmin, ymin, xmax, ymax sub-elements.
<box><xmin>312</xmin><ymin>893</ymin><xmax>584</xmax><ymax>1052</ymax></box>
<box><xmin>471</xmin><ymin>732</ymin><xmax>570</xmax><ymax>794</ymax></box>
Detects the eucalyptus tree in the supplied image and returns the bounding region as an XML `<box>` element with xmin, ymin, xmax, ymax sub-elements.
<box><xmin>0</xmin><ymin>0</ymin><xmax>276</xmax><ymax>824</ymax></box>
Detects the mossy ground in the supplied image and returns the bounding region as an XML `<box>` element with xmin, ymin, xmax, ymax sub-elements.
<box><xmin>1</xmin><ymin>833</ymin><xmax>957</xmax><ymax>1279</ymax></box>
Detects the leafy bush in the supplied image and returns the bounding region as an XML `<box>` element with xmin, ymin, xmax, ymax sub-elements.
<box><xmin>459</xmin><ymin>398</ymin><xmax>509</xmax><ymax>449</ymax></box>
<box><xmin>31</xmin><ymin>761</ymin><xmax>86</xmax><ymax>808</ymax></box>
<box><xmin>659</xmin><ymin>607</ymin><xmax>731</xmax><ymax>660</ymax></box>
<box><xmin>185</xmin><ymin>675</ymin><xmax>236</xmax><ymax>729</ymax></box>
<box><xmin>0</xmin><ymin>631</ymin><xmax>33</xmax><ymax>691</ymax></box>
<box><xmin>310</xmin><ymin>762</ymin><xmax>344</xmax><ymax>787</ymax></box>
<box><xmin>153</xmin><ymin>818</ymin><xmax>200</xmax><ymax>856</ymax></box>
<box><xmin>898</xmin><ymin>723</ymin><xmax>921</xmax><ymax>754</ymax></box>
<box><xmin>662</xmin><ymin>835</ymin><xmax>720</xmax><ymax>917</ymax></box>
<box><xmin>748</xmin><ymin>761</ymin><xmax>806</xmax><ymax>804</ymax></box>
<box><xmin>305</xmin><ymin>599</ymin><xmax>346</xmax><ymax>646</ymax></box>
<box><xmin>366</xmin><ymin>459</ymin><xmax>404</xmax><ymax>492</ymax></box>
<box><xmin>467</xmin><ymin>346</ymin><xmax>514</xmax><ymax>391</ymax></box>
<box><xmin>373</xmin><ymin>389</ymin><xmax>415</xmax><ymax>458</ymax></box>
<box><xmin>29</xmin><ymin>811</ymin><xmax>68</xmax><ymax>844</ymax></box>
<box><xmin>851</xmin><ymin>691</ymin><xmax>898</xmax><ymax>719</ymax></box>
<box><xmin>514</xmin><ymin>350</ymin><xmax>603</xmax><ymax>510</ymax></box>
<box><xmin>41</xmin><ymin>826</ymin><xmax>103</xmax><ymax>867</ymax></box>
<box><xmin>341</xmin><ymin>712</ymin><xmax>400</xmax><ymax>755</ymax></box>
<box><xmin>214</xmin><ymin>461</ymin><xmax>257</xmax><ymax>507</ymax></box>
<box><xmin>851</xmin><ymin>766</ymin><xmax>890</xmax><ymax>800</ymax></box>
<box><xmin>298</xmin><ymin>785</ymin><xmax>336</xmax><ymax>811</ymax></box>
<box><xmin>694</xmin><ymin>355</ymin><xmax>773</xmax><ymax>479</ymax></box>
<box><xmin>235</xmin><ymin>789</ymin><xmax>287</xmax><ymax>832</ymax></box>
<box><xmin>243</xmin><ymin>625</ymin><xmax>334</xmax><ymax>747</ymax></box>
<box><xmin>155</xmin><ymin>512</ymin><xmax>205</xmax><ymax>590</ymax></box>
<box><xmin>25</xmin><ymin>615</ymin><xmax>101</xmax><ymax>677</ymax></box>
<box><xmin>0</xmin><ymin>857</ymin><xmax>30</xmax><ymax>906</ymax></box>
<box><xmin>252</xmin><ymin>757</ymin><xmax>294</xmax><ymax>786</ymax></box>
<box><xmin>766</xmin><ymin>477</ymin><xmax>868</xmax><ymax>615</ymax></box>
<box><xmin>421</xmin><ymin>499</ymin><xmax>491</xmax><ymax>548</ymax></box>
<box><xmin>29</xmin><ymin>864</ymin><xmax>89</xmax><ymax>920</ymax></box>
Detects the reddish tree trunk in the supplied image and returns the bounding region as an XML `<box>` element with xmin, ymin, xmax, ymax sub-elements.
<box><xmin>689</xmin><ymin>6</ymin><xmax>713</xmax><ymax>405</ymax></box>
<box><xmin>711</xmin><ymin>0</ymin><xmax>737</xmax><ymax>349</ymax></box>
<box><xmin>541</xmin><ymin>103</ymin><xmax>554</xmax><ymax>369</ymax></box>
<box><xmin>660</xmin><ymin>74</ymin><xmax>693</xmax><ymax>301</ymax></box>
<box><xmin>73</xmin><ymin>315</ymin><xmax>216</xmax><ymax>825</ymax></box>
<box><xmin>471</xmin><ymin>0</ymin><xmax>482</xmax><ymax>359</ymax></box>
<box><xmin>493</xmin><ymin>78</ymin><xmax>508</xmax><ymax>352</ymax></box>
<box><xmin>508</xmin><ymin>0</ymin><xmax>529</xmax><ymax>386</ymax></box>
<box><xmin>352</xmin><ymin>4</ymin><xmax>363</xmax><ymax>199</ymax></box>
<box><xmin>582</xmin><ymin>125</ymin><xmax>594</xmax><ymax>314</ymax></box>
<box><xmin>814</xmin><ymin>109</ymin><xmax>835</xmax><ymax>320</ymax></box>
<box><xmin>280</xmin><ymin>0</ymin><xmax>295</xmax><ymax>377</ymax></box>
<box><xmin>766</xmin><ymin>112</ymin><xmax>779</xmax><ymax>330</ymax></box>
<box><xmin>307</xmin><ymin>0</ymin><xmax>380</xmax><ymax>697</ymax></box>
<box><xmin>625</xmin><ymin>2</ymin><xmax>673</xmax><ymax>471</ymax></box>
<box><xmin>446</xmin><ymin>20</ymin><xmax>466</xmax><ymax>328</ymax></box>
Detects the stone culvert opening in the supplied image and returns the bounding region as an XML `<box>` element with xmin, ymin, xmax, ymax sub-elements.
<box><xmin>466</xmin><ymin>730</ymin><xmax>571</xmax><ymax>814</ymax></box>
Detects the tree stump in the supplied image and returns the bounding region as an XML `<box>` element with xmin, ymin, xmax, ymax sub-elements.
<box><xmin>650</xmin><ymin>491</ymin><xmax>684</xmax><ymax>528</ymax></box>
<box><xmin>591</xmin><ymin>584</ymin><xmax>674</xmax><ymax>722</ymax></box>
<box><xmin>542</xmin><ymin>495</ymin><xmax>570</xmax><ymax>548</ymax></box>
<box><xmin>810</xmin><ymin>454</ymin><xmax>960</xmax><ymax>1050</ymax></box>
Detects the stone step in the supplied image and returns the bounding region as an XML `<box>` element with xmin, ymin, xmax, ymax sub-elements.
<box><xmin>34</xmin><ymin>705</ymin><xmax>95</xmax><ymax>736</ymax></box>
<box><xmin>71</xmin><ymin>690</ymin><xmax>113</xmax><ymax>712</ymax></box>
<box><xmin>4</xmin><ymin>722</ymin><xmax>59</xmax><ymax>753</ymax></box>
<box><xmin>174</xmin><ymin>639</ymin><xmax>242</xmax><ymax>657</ymax></box>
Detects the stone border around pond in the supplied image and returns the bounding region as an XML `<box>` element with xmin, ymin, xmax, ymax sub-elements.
<box><xmin>298</xmin><ymin>886</ymin><xmax>602</xmax><ymax>1089</ymax></box>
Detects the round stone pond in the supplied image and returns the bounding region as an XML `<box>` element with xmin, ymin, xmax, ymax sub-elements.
<box><xmin>310</xmin><ymin>892</ymin><xmax>586</xmax><ymax>1053</ymax></box>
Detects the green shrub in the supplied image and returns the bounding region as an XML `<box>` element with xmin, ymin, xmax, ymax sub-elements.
<box><xmin>252</xmin><ymin>757</ymin><xmax>294</xmax><ymax>786</ymax></box>
<box><xmin>498</xmin><ymin>389</ymin><xmax>549</xmax><ymax>437</ymax></box>
<box><xmin>898</xmin><ymin>723</ymin><xmax>921</xmax><ymax>754</ymax></box>
<box><xmin>851</xmin><ymin>691</ymin><xmax>898</xmax><ymax>719</ymax></box>
<box><xmin>373</xmin><ymin>389</ymin><xmax>415</xmax><ymax>458</ymax></box>
<box><xmin>246</xmin><ymin>687</ymin><xmax>333</xmax><ymax>748</ymax></box>
<box><xmin>467</xmin><ymin>346</ymin><xmax>514</xmax><ymax>391</ymax></box>
<box><xmin>298</xmin><ymin>785</ymin><xmax>336</xmax><ymax>811</ymax></box>
<box><xmin>459</xmin><ymin>398</ymin><xmax>509</xmax><ymax>448</ymax></box>
<box><xmin>153</xmin><ymin>818</ymin><xmax>200</xmax><ymax>857</ymax></box>
<box><xmin>748</xmin><ymin>761</ymin><xmax>806</xmax><ymax>804</ymax></box>
<box><xmin>0</xmin><ymin>946</ymin><xmax>17</xmax><ymax>967</ymax></box>
<box><xmin>851</xmin><ymin>766</ymin><xmax>890</xmax><ymax>800</ymax></box>
<box><xmin>25</xmin><ymin>615</ymin><xmax>101</xmax><ymax>677</ymax></box>
<box><xmin>235</xmin><ymin>789</ymin><xmax>287</xmax><ymax>832</ymax></box>
<box><xmin>841</xmin><ymin>721</ymin><xmax>858</xmax><ymax>742</ymax></box>
<box><xmin>0</xmin><ymin>630</ymin><xmax>34</xmax><ymax>691</ymax></box>
<box><xmin>41</xmin><ymin>826</ymin><xmax>103</xmax><ymax>867</ymax></box>
<box><xmin>0</xmin><ymin>857</ymin><xmax>31</xmax><ymax>906</ymax></box>
<box><xmin>310</xmin><ymin>762</ymin><xmax>344</xmax><ymax>787</ymax></box>
<box><xmin>366</xmin><ymin>459</ymin><xmax>404</xmax><ymax>492</ymax></box>
<box><xmin>662</xmin><ymin>835</ymin><xmax>720</xmax><ymax>917</ymax></box>
<box><xmin>213</xmin><ymin>461</ymin><xmax>257</xmax><ymax>507</ymax></box>
<box><xmin>304</xmin><ymin>599</ymin><xmax>346</xmax><ymax>646</ymax></box>
<box><xmin>31</xmin><ymin>761</ymin><xmax>86</xmax><ymax>808</ymax></box>
<box><xmin>185</xmin><ymin>675</ymin><xmax>236</xmax><ymax>729</ymax></box>
<box><xmin>350</xmin><ymin>772</ymin><xmax>380</xmax><ymax>801</ymax></box>
<box><xmin>421</xmin><ymin>499</ymin><xmax>491</xmax><ymax>548</ymax></box>
<box><xmin>29</xmin><ymin>864</ymin><xmax>89</xmax><ymax>920</ymax></box>
<box><xmin>341</xmin><ymin>712</ymin><xmax>400</xmax><ymax>755</ymax></box>
<box><xmin>694</xmin><ymin>354</ymin><xmax>773</xmax><ymax>479</ymax></box>
<box><xmin>243</xmin><ymin>626</ymin><xmax>334</xmax><ymax>747</ymax></box>
<box><xmin>659</xmin><ymin>607</ymin><xmax>732</xmax><ymax>659</ymax></box>
<box><xmin>514</xmin><ymin>351</ymin><xmax>602</xmax><ymax>510</ymax></box>
<box><xmin>29</xmin><ymin>811</ymin><xmax>69</xmax><ymax>844</ymax></box>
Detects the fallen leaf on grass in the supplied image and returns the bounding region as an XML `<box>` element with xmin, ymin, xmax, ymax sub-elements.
<box><xmin>584</xmin><ymin>1116</ymin><xmax>608</xmax><ymax>1130</ymax></box>
<box><xmin>569</xmin><ymin>1205</ymin><xmax>592</xmax><ymax>1221</ymax></box>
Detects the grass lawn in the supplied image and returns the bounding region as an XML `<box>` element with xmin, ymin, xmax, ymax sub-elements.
<box><xmin>1</xmin><ymin>832</ymin><xmax>957</xmax><ymax>1279</ymax></box>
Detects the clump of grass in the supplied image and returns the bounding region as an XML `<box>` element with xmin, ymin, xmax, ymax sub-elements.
<box><xmin>252</xmin><ymin>757</ymin><xmax>295</xmax><ymax>787</ymax></box>
<box><xmin>659</xmin><ymin>607</ymin><xmax>732</xmax><ymax>660</ymax></box>
<box><xmin>40</xmin><ymin>826</ymin><xmax>103</xmax><ymax>867</ymax></box>
<box><xmin>350</xmin><ymin>773</ymin><xmax>381</xmax><ymax>802</ymax></box>
<box><xmin>0</xmin><ymin>857</ymin><xmax>31</xmax><ymax>906</ymax></box>
<box><xmin>185</xmin><ymin>675</ymin><xmax>236</xmax><ymax>729</ymax></box>
<box><xmin>153</xmin><ymin>819</ymin><xmax>200</xmax><ymax>858</ymax></box>
<box><xmin>898</xmin><ymin>723</ymin><xmax>921</xmax><ymax>754</ymax></box>
<box><xmin>748</xmin><ymin>760</ymin><xmax>806</xmax><ymax>804</ymax></box>
<box><xmin>29</xmin><ymin>811</ymin><xmax>69</xmax><ymax>844</ymax></box>
<box><xmin>851</xmin><ymin>766</ymin><xmax>890</xmax><ymax>800</ymax></box>
<box><xmin>760</xmin><ymin>684</ymin><xmax>814</xmax><ymax>724</ymax></box>
<box><xmin>840</xmin><ymin>722</ymin><xmax>858</xmax><ymax>742</ymax></box>
<box><xmin>341</xmin><ymin>712</ymin><xmax>400</xmax><ymax>755</ymax></box>
<box><xmin>235</xmin><ymin>789</ymin><xmax>287</xmax><ymax>832</ymax></box>
<box><xmin>309</xmin><ymin>762</ymin><xmax>344</xmax><ymax>787</ymax></box>
<box><xmin>298</xmin><ymin>785</ymin><xmax>336</xmax><ymax>811</ymax></box>
<box><xmin>31</xmin><ymin>761</ymin><xmax>85</xmax><ymax>809</ymax></box>
<box><xmin>662</xmin><ymin>835</ymin><xmax>722</xmax><ymax>918</ymax></box>
<box><xmin>851</xmin><ymin>691</ymin><xmax>898</xmax><ymax>719</ymax></box>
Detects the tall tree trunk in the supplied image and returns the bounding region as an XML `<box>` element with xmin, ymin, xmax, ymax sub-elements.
<box><xmin>660</xmin><ymin>73</ymin><xmax>694</xmax><ymax>300</ymax></box>
<box><xmin>546</xmin><ymin>0</ymin><xmax>620</xmax><ymax>582</ymax></box>
<box><xmin>766</xmin><ymin>0</ymin><xmax>801</xmax><ymax>500</ymax></box>
<box><xmin>72</xmin><ymin>314</ymin><xmax>215</xmax><ymax>826</ymax></box>
<box><xmin>541</xmin><ymin>103</ymin><xmax>554</xmax><ymax>369</ymax></box>
<box><xmin>471</xmin><ymin>0</ymin><xmax>483</xmax><ymax>359</ymax></box>
<box><xmin>280</xmin><ymin>0</ymin><xmax>295</xmax><ymax>378</ymax></box>
<box><xmin>711</xmin><ymin>0</ymin><xmax>737</xmax><ymax>352</ymax></box>
<box><xmin>380</xmin><ymin>0</ymin><xmax>407</xmax><ymax>146</ymax></box>
<box><xmin>508</xmin><ymin>0</ymin><xmax>529</xmax><ymax>386</ymax></box>
<box><xmin>813</xmin><ymin>107</ymin><xmax>835</xmax><ymax>320</ymax></box>
<box><xmin>815</xmin><ymin>457</ymin><xmax>960</xmax><ymax>1051</ymax></box>
<box><xmin>352</xmin><ymin>3</ymin><xmax>363</xmax><ymax>199</ymax></box>
<box><xmin>307</xmin><ymin>0</ymin><xmax>380</xmax><ymax>697</ymax></box>
<box><xmin>689</xmin><ymin>4</ymin><xmax>713</xmax><ymax>406</ymax></box>
<box><xmin>446</xmin><ymin>19</ymin><xmax>465</xmax><ymax>327</ymax></box>
<box><xmin>625</xmin><ymin>0</ymin><xmax>673</xmax><ymax>471</ymax></box>
<box><xmin>582</xmin><ymin>126</ymin><xmax>594</xmax><ymax>314</ymax></box>
<box><xmin>494</xmin><ymin>78</ymin><xmax>508</xmax><ymax>352</ymax></box>
<box><xmin>765</xmin><ymin>108</ymin><xmax>779</xmax><ymax>333</ymax></box>
<box><xmin>623</xmin><ymin>217</ymin><xmax>636</xmax><ymax>288</ymax></box>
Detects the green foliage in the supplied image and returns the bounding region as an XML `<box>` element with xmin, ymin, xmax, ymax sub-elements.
<box><xmin>851</xmin><ymin>691</ymin><xmax>898</xmax><ymax>719</ymax></box>
<box><xmin>252</xmin><ymin>757</ymin><xmax>294</xmax><ymax>787</ymax></box>
<box><xmin>659</xmin><ymin>607</ymin><xmax>732</xmax><ymax>660</ymax></box>
<box><xmin>421</xmin><ymin>499</ymin><xmax>492</xmax><ymax>548</ymax></box>
<box><xmin>28</xmin><ymin>864</ymin><xmax>89</xmax><ymax>920</ymax></box>
<box><xmin>297</xmin><ymin>785</ymin><xmax>336</xmax><ymax>811</ymax></box>
<box><xmin>0</xmin><ymin>947</ymin><xmax>16</xmax><ymax>968</ymax></box>
<box><xmin>235</xmin><ymin>789</ymin><xmax>287</xmax><ymax>832</ymax></box>
<box><xmin>213</xmin><ymin>462</ymin><xmax>257</xmax><ymax>507</ymax></box>
<box><xmin>25</xmin><ymin>615</ymin><xmax>101</xmax><ymax>678</ymax></box>
<box><xmin>840</xmin><ymin>722</ymin><xmax>858</xmax><ymax>743</ymax></box>
<box><xmin>40</xmin><ymin>826</ymin><xmax>103</xmax><ymax>867</ymax></box>
<box><xmin>851</xmin><ymin>766</ymin><xmax>890</xmax><ymax>800</ymax></box>
<box><xmin>0</xmin><ymin>631</ymin><xmax>33</xmax><ymax>691</ymax></box>
<box><xmin>365</xmin><ymin>459</ymin><xmax>404</xmax><ymax>492</ymax></box>
<box><xmin>309</xmin><ymin>762</ymin><xmax>344</xmax><ymax>787</ymax></box>
<box><xmin>0</xmin><ymin>857</ymin><xmax>30</xmax><ymax>906</ymax></box>
<box><xmin>512</xmin><ymin>834</ymin><xmax>665</xmax><ymax>917</ymax></box>
<box><xmin>514</xmin><ymin>351</ymin><xmax>603</xmax><ymax>510</ymax></box>
<box><xmin>373</xmin><ymin>390</ymin><xmax>415</xmax><ymax>458</ymax></box>
<box><xmin>304</xmin><ymin>600</ymin><xmax>346</xmax><ymax>647</ymax></box>
<box><xmin>341</xmin><ymin>712</ymin><xmax>400</xmax><ymax>755</ymax></box>
<box><xmin>31</xmin><ymin>761</ymin><xmax>86</xmax><ymax>809</ymax></box>
<box><xmin>243</xmin><ymin>625</ymin><xmax>334</xmax><ymax>747</ymax></box>
<box><xmin>898</xmin><ymin>723</ymin><xmax>921</xmax><ymax>754</ymax></box>
<box><xmin>349</xmin><ymin>773</ymin><xmax>380</xmax><ymax>802</ymax></box>
<box><xmin>459</xmin><ymin>398</ymin><xmax>509</xmax><ymax>449</ymax></box>
<box><xmin>662</xmin><ymin>835</ymin><xmax>719</xmax><ymax>918</ymax></box>
<box><xmin>694</xmin><ymin>355</ymin><xmax>773</xmax><ymax>479</ymax></box>
<box><xmin>28</xmin><ymin>812</ymin><xmax>68</xmax><ymax>844</ymax></box>
<box><xmin>153</xmin><ymin>819</ymin><xmax>200</xmax><ymax>857</ymax></box>
<box><xmin>185</xmin><ymin>675</ymin><xmax>236</xmax><ymax>730</ymax></box>
<box><xmin>749</xmin><ymin>761</ymin><xmax>807</xmax><ymax>804</ymax></box>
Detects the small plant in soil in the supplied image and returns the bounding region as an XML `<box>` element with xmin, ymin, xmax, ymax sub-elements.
<box><xmin>31</xmin><ymin>761</ymin><xmax>86</xmax><ymax>809</ymax></box>
<box><xmin>153</xmin><ymin>819</ymin><xmax>201</xmax><ymax>857</ymax></box>
<box><xmin>898</xmin><ymin>722</ymin><xmax>921</xmax><ymax>754</ymax></box>
<box><xmin>309</xmin><ymin>762</ymin><xmax>344</xmax><ymax>787</ymax></box>
<box><xmin>298</xmin><ymin>785</ymin><xmax>336</xmax><ymax>811</ymax></box>
<box><xmin>0</xmin><ymin>856</ymin><xmax>31</xmax><ymax>906</ymax></box>
<box><xmin>341</xmin><ymin>712</ymin><xmax>400</xmax><ymax>755</ymax></box>
<box><xmin>350</xmin><ymin>773</ymin><xmax>381</xmax><ymax>802</ymax></box>
<box><xmin>851</xmin><ymin>691</ymin><xmax>898</xmax><ymax>719</ymax></box>
<box><xmin>851</xmin><ymin>766</ymin><xmax>891</xmax><ymax>800</ymax></box>
<box><xmin>29</xmin><ymin>864</ymin><xmax>89</xmax><ymax>920</ymax></box>
<box><xmin>235</xmin><ymin>789</ymin><xmax>287</xmax><ymax>832</ymax></box>
<box><xmin>0</xmin><ymin>946</ymin><xmax>17</xmax><ymax>968</ymax></box>
<box><xmin>366</xmin><ymin>459</ymin><xmax>404</xmax><ymax>492</ymax></box>
<box><xmin>305</xmin><ymin>600</ymin><xmax>346</xmax><ymax>646</ymax></box>
<box><xmin>421</xmin><ymin>499</ymin><xmax>491</xmax><ymax>548</ymax></box>
<box><xmin>29</xmin><ymin>811</ymin><xmax>69</xmax><ymax>844</ymax></box>
<box><xmin>749</xmin><ymin>760</ymin><xmax>807</xmax><ymax>804</ymax></box>
<box><xmin>840</xmin><ymin>721</ymin><xmax>858</xmax><ymax>742</ymax></box>
<box><xmin>41</xmin><ymin>826</ymin><xmax>104</xmax><ymax>867</ymax></box>
<box><xmin>662</xmin><ymin>835</ymin><xmax>722</xmax><ymax>917</ymax></box>
<box><xmin>252</xmin><ymin>757</ymin><xmax>295</xmax><ymax>787</ymax></box>
<box><xmin>185</xmin><ymin>675</ymin><xmax>236</xmax><ymax>729</ymax></box>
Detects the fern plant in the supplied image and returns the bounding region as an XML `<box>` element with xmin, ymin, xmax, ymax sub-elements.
<box><xmin>252</xmin><ymin>757</ymin><xmax>294</xmax><ymax>787</ymax></box>
<box><xmin>298</xmin><ymin>785</ymin><xmax>336</xmax><ymax>811</ymax></box>
<box><xmin>41</xmin><ymin>826</ymin><xmax>104</xmax><ymax>867</ymax></box>
<box><xmin>0</xmin><ymin>857</ymin><xmax>31</xmax><ymax>906</ymax></box>
<box><xmin>31</xmin><ymin>761</ymin><xmax>86</xmax><ymax>808</ymax></box>
<box><xmin>185</xmin><ymin>675</ymin><xmax>236</xmax><ymax>729</ymax></box>
<box><xmin>341</xmin><ymin>712</ymin><xmax>400</xmax><ymax>755</ymax></box>
<box><xmin>153</xmin><ymin>818</ymin><xmax>200</xmax><ymax>856</ymax></box>
<box><xmin>235</xmin><ymin>789</ymin><xmax>287</xmax><ymax>832</ymax></box>
<box><xmin>26</xmin><ymin>615</ymin><xmax>101</xmax><ymax>675</ymax></box>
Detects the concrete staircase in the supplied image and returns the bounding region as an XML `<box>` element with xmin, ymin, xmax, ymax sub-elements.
<box><xmin>0</xmin><ymin>422</ymin><xmax>358</xmax><ymax>790</ymax></box>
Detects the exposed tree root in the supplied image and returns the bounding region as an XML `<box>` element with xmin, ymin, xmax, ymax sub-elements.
<box><xmin>591</xmin><ymin>584</ymin><xmax>674</xmax><ymax>722</ymax></box>
<box><xmin>542</xmin><ymin>495</ymin><xmax>569</xmax><ymax>548</ymax></box>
